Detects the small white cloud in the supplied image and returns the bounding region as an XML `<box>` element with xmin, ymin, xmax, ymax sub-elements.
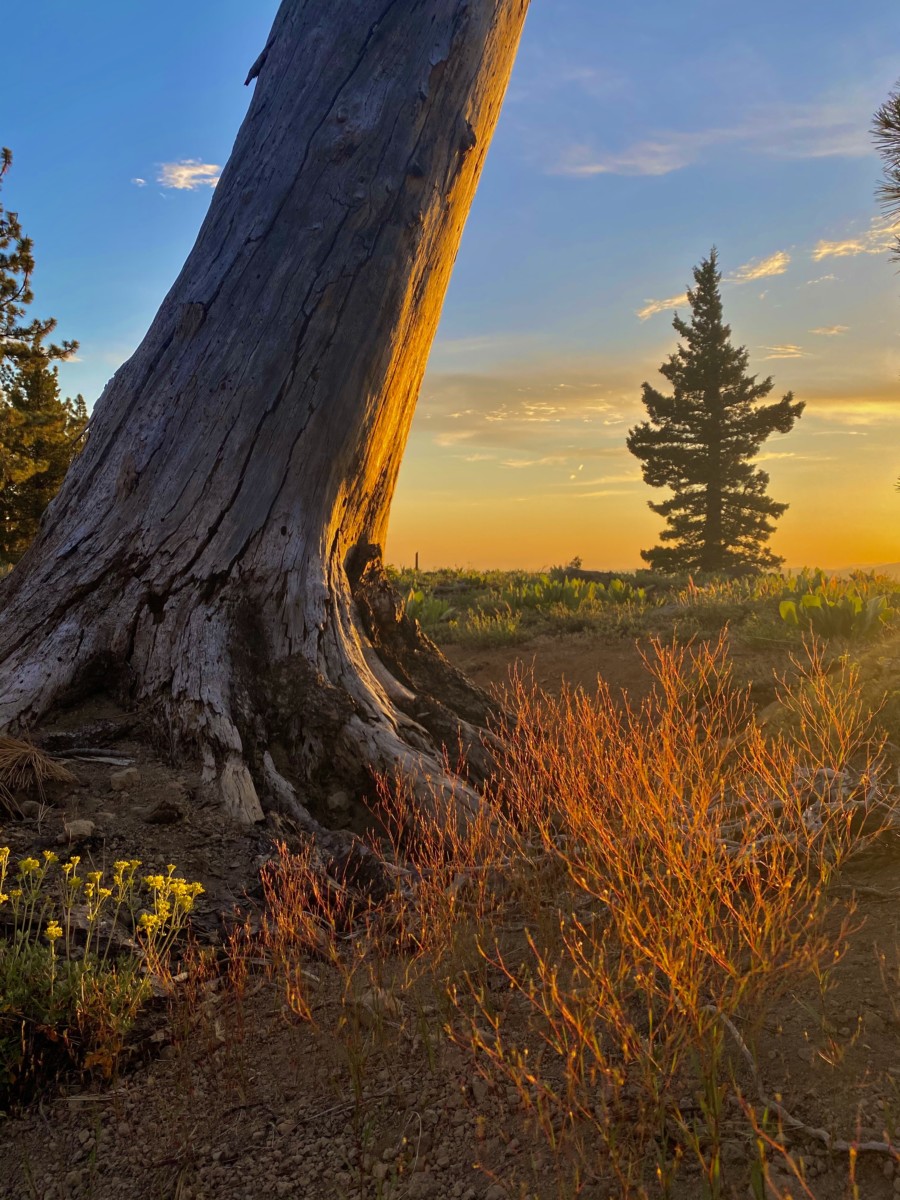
<box><xmin>501</xmin><ymin>455</ymin><xmax>568</xmax><ymax>469</ymax></box>
<box><xmin>158</xmin><ymin>160</ymin><xmax>221</xmax><ymax>191</ymax></box>
<box><xmin>131</xmin><ymin>177</ymin><xmax>147</xmax><ymax>187</ymax></box>
<box><xmin>761</xmin><ymin>344</ymin><xmax>809</xmax><ymax>359</ymax></box>
<box><xmin>636</xmin><ymin>292</ymin><xmax>688</xmax><ymax>321</ymax></box>
<box><xmin>727</xmin><ymin>250</ymin><xmax>791</xmax><ymax>283</ymax></box>
<box><xmin>809</xmin><ymin>325</ymin><xmax>849</xmax><ymax>336</ymax></box>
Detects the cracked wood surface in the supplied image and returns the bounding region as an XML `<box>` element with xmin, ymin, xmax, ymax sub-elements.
<box><xmin>0</xmin><ymin>0</ymin><xmax>529</xmax><ymax>821</ymax></box>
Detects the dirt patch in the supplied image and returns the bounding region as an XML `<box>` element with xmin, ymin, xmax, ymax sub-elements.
<box><xmin>443</xmin><ymin>633</ymin><xmax>656</xmax><ymax>704</ymax></box>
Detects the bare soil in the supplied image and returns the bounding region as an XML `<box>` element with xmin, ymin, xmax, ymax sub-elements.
<box><xmin>1</xmin><ymin>634</ymin><xmax>899</xmax><ymax>1200</ymax></box>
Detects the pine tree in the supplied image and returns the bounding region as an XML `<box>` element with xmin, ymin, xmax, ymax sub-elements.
<box><xmin>873</xmin><ymin>85</ymin><xmax>900</xmax><ymax>495</ymax></box>
<box><xmin>0</xmin><ymin>148</ymin><xmax>87</xmax><ymax>564</ymax></box>
<box><xmin>626</xmin><ymin>250</ymin><xmax>804</xmax><ymax>574</ymax></box>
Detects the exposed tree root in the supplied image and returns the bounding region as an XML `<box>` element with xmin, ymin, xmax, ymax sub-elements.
<box><xmin>0</xmin><ymin>550</ymin><xmax>496</xmax><ymax>830</ymax></box>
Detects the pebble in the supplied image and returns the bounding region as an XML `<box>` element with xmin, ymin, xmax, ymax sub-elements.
<box><xmin>61</xmin><ymin>818</ymin><xmax>94</xmax><ymax>841</ymax></box>
<box><xmin>326</xmin><ymin>790</ymin><xmax>351</xmax><ymax>813</ymax></box>
<box><xmin>109</xmin><ymin>766</ymin><xmax>140</xmax><ymax>791</ymax></box>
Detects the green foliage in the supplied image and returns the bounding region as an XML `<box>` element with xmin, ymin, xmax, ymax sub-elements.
<box><xmin>395</xmin><ymin>568</ymin><xmax>651</xmax><ymax>646</ymax></box>
<box><xmin>404</xmin><ymin>589</ymin><xmax>455</xmax><ymax>629</ymax></box>
<box><xmin>451</xmin><ymin>605</ymin><xmax>524</xmax><ymax>646</ymax></box>
<box><xmin>499</xmin><ymin>574</ymin><xmax>646</xmax><ymax>611</ymax></box>
<box><xmin>0</xmin><ymin>149</ymin><xmax>87</xmax><ymax>565</ymax></box>
<box><xmin>769</xmin><ymin>569</ymin><xmax>900</xmax><ymax>641</ymax></box>
<box><xmin>0</xmin><ymin>848</ymin><xmax>203</xmax><ymax>1109</ymax></box>
<box><xmin>627</xmin><ymin>250</ymin><xmax>803</xmax><ymax>574</ymax></box>
<box><xmin>779</xmin><ymin>592</ymin><xmax>896</xmax><ymax>640</ymax></box>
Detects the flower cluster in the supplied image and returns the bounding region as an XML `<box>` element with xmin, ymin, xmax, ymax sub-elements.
<box><xmin>0</xmin><ymin>846</ymin><xmax>203</xmax><ymax>969</ymax></box>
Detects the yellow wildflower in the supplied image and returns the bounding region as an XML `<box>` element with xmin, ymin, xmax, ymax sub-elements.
<box><xmin>0</xmin><ymin>893</ymin><xmax>8</xmax><ymax>904</ymax></box>
<box><xmin>18</xmin><ymin>857</ymin><xmax>40</xmax><ymax>874</ymax></box>
<box><xmin>41</xmin><ymin>850</ymin><xmax>58</xmax><ymax>864</ymax></box>
<box><xmin>87</xmin><ymin>870</ymin><xmax>103</xmax><ymax>885</ymax></box>
<box><xmin>45</xmin><ymin>920</ymin><xmax>63</xmax><ymax>942</ymax></box>
<box><xmin>98</xmin><ymin>887</ymin><xmax>113</xmax><ymax>899</ymax></box>
<box><xmin>9</xmin><ymin>888</ymin><xmax>22</xmax><ymax>899</ymax></box>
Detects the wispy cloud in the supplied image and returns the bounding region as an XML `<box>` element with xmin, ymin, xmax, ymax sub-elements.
<box><xmin>802</xmin><ymin>274</ymin><xmax>838</xmax><ymax>286</ymax></box>
<box><xmin>157</xmin><ymin>160</ymin><xmax>221</xmax><ymax>190</ymax></box>
<box><xmin>811</xmin><ymin>216</ymin><xmax>900</xmax><ymax>261</ymax></box>
<box><xmin>726</xmin><ymin>250</ymin><xmax>791</xmax><ymax>282</ymax></box>
<box><xmin>551</xmin><ymin>94</ymin><xmax>874</xmax><ymax>178</ymax></box>
<box><xmin>809</xmin><ymin>325</ymin><xmax>849</xmax><ymax>336</ymax></box>
<box><xmin>638</xmin><ymin>250</ymin><xmax>790</xmax><ymax>320</ymax></box>
<box><xmin>131</xmin><ymin>177</ymin><xmax>147</xmax><ymax>187</ymax></box>
<box><xmin>761</xmin><ymin>344</ymin><xmax>809</xmax><ymax>359</ymax></box>
<box><xmin>556</xmin><ymin>139</ymin><xmax>702</xmax><ymax>178</ymax></box>
<box><xmin>636</xmin><ymin>292</ymin><xmax>688</xmax><ymax>321</ymax></box>
<box><xmin>501</xmin><ymin>455</ymin><xmax>569</xmax><ymax>469</ymax></box>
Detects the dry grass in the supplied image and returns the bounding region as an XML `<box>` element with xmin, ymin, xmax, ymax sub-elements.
<box><xmin>0</xmin><ymin>735</ymin><xmax>74</xmax><ymax>814</ymax></box>
<box><xmin>5</xmin><ymin>634</ymin><xmax>891</xmax><ymax>1198</ymax></box>
<box><xmin>235</xmin><ymin>633</ymin><xmax>892</xmax><ymax>1198</ymax></box>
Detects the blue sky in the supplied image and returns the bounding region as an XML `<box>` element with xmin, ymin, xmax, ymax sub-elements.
<box><xmin>5</xmin><ymin>1</ymin><xmax>900</xmax><ymax>568</ymax></box>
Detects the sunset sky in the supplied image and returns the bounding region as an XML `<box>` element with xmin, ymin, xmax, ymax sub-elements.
<box><xmin>5</xmin><ymin>1</ymin><xmax>900</xmax><ymax>570</ymax></box>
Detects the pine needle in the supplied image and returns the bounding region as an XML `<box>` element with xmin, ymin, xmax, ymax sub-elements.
<box><xmin>0</xmin><ymin>734</ymin><xmax>75</xmax><ymax>811</ymax></box>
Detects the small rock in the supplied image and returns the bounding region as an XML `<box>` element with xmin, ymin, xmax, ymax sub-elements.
<box><xmin>143</xmin><ymin>800</ymin><xmax>184</xmax><ymax>825</ymax></box>
<box><xmin>327</xmin><ymin>790</ymin><xmax>351</xmax><ymax>813</ymax></box>
<box><xmin>372</xmin><ymin>1162</ymin><xmax>390</xmax><ymax>1182</ymax></box>
<box><xmin>110</xmin><ymin>767</ymin><xmax>140</xmax><ymax>791</ymax></box>
<box><xmin>407</xmin><ymin>1177</ymin><xmax>435</xmax><ymax>1200</ymax></box>
<box><xmin>484</xmin><ymin>1186</ymin><xmax>506</xmax><ymax>1200</ymax></box>
<box><xmin>471</xmin><ymin>1077</ymin><xmax>489</xmax><ymax>1106</ymax></box>
<box><xmin>60</xmin><ymin>818</ymin><xmax>95</xmax><ymax>842</ymax></box>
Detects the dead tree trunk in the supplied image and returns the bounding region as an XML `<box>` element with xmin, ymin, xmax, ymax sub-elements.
<box><xmin>0</xmin><ymin>0</ymin><xmax>530</xmax><ymax>823</ymax></box>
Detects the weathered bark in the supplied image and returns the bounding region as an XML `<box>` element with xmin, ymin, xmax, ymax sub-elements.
<box><xmin>0</xmin><ymin>0</ymin><xmax>529</xmax><ymax>822</ymax></box>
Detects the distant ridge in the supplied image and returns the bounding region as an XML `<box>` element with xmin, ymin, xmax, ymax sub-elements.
<box><xmin>808</xmin><ymin>562</ymin><xmax>900</xmax><ymax>580</ymax></box>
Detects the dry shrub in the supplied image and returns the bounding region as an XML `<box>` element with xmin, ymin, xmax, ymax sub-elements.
<box><xmin>247</xmin><ymin>635</ymin><xmax>889</xmax><ymax>1197</ymax></box>
<box><xmin>445</xmin><ymin>634</ymin><xmax>887</xmax><ymax>1197</ymax></box>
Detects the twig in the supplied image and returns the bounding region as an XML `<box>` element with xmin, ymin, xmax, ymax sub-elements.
<box><xmin>706</xmin><ymin>1005</ymin><xmax>899</xmax><ymax>1157</ymax></box>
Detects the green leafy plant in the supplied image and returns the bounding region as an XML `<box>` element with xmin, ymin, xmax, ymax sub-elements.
<box><xmin>404</xmin><ymin>588</ymin><xmax>455</xmax><ymax>628</ymax></box>
<box><xmin>779</xmin><ymin>592</ymin><xmax>895</xmax><ymax>640</ymax></box>
<box><xmin>0</xmin><ymin>848</ymin><xmax>203</xmax><ymax>1107</ymax></box>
